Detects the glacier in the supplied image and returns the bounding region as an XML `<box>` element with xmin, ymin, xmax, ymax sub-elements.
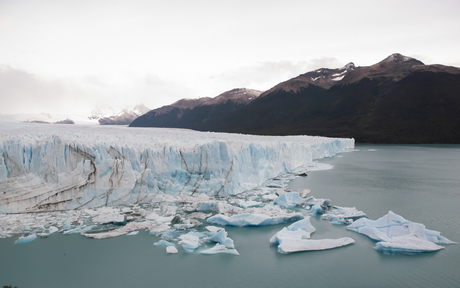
<box><xmin>0</xmin><ymin>123</ymin><xmax>354</xmax><ymax>213</ymax></box>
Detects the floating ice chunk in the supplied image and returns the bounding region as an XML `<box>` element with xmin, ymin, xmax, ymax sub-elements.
<box><xmin>92</xmin><ymin>210</ymin><xmax>126</xmax><ymax>225</ymax></box>
<box><xmin>178</xmin><ymin>233</ymin><xmax>201</xmax><ymax>252</ymax></box>
<box><xmin>277</xmin><ymin>237</ymin><xmax>355</xmax><ymax>254</ymax></box>
<box><xmin>48</xmin><ymin>226</ymin><xmax>59</xmax><ymax>234</ymax></box>
<box><xmin>201</xmin><ymin>243</ymin><xmax>240</xmax><ymax>255</ymax></box>
<box><xmin>63</xmin><ymin>221</ymin><xmax>72</xmax><ymax>229</ymax></box>
<box><xmin>187</xmin><ymin>212</ymin><xmax>212</xmax><ymax>219</ymax></box>
<box><xmin>309</xmin><ymin>202</ymin><xmax>323</xmax><ymax>216</ymax></box>
<box><xmin>166</xmin><ymin>246</ymin><xmax>178</xmax><ymax>254</ymax></box>
<box><xmin>145</xmin><ymin>212</ymin><xmax>160</xmax><ymax>220</ymax></box>
<box><xmin>237</xmin><ymin>200</ymin><xmax>263</xmax><ymax>208</ymax></box>
<box><xmin>38</xmin><ymin>225</ymin><xmax>61</xmax><ymax>237</ymax></box>
<box><xmin>195</xmin><ymin>201</ymin><xmax>244</xmax><ymax>215</ymax></box>
<box><xmin>297</xmin><ymin>189</ymin><xmax>311</xmax><ymax>198</ymax></box>
<box><xmin>126</xmin><ymin>231</ymin><xmax>139</xmax><ymax>236</ymax></box>
<box><xmin>14</xmin><ymin>233</ymin><xmax>37</xmax><ymax>244</ymax></box>
<box><xmin>347</xmin><ymin>211</ymin><xmax>456</xmax><ymax>254</ymax></box>
<box><xmin>262</xmin><ymin>194</ymin><xmax>278</xmax><ymax>200</ymax></box>
<box><xmin>154</xmin><ymin>240</ymin><xmax>176</xmax><ymax>247</ymax></box>
<box><xmin>329</xmin><ymin>206</ymin><xmax>366</xmax><ymax>220</ymax></box>
<box><xmin>149</xmin><ymin>224</ymin><xmax>171</xmax><ymax>235</ymax></box>
<box><xmin>275</xmin><ymin>192</ymin><xmax>306</xmax><ymax>208</ymax></box>
<box><xmin>155</xmin><ymin>229</ymin><xmax>183</xmax><ymax>240</ymax></box>
<box><xmin>205</xmin><ymin>226</ymin><xmax>222</xmax><ymax>232</ymax></box>
<box><xmin>83</xmin><ymin>221</ymin><xmax>152</xmax><ymax>239</ymax></box>
<box><xmin>208</xmin><ymin>228</ymin><xmax>235</xmax><ymax>249</ymax></box>
<box><xmin>207</xmin><ymin>213</ymin><xmax>304</xmax><ymax>227</ymax></box>
<box><xmin>270</xmin><ymin>217</ymin><xmax>316</xmax><ymax>244</ymax></box>
<box><xmin>329</xmin><ymin>216</ymin><xmax>348</xmax><ymax>225</ymax></box>
<box><xmin>63</xmin><ymin>225</ymin><xmax>96</xmax><ymax>235</ymax></box>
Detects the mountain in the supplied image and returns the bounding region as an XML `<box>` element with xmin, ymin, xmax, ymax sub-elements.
<box><xmin>129</xmin><ymin>88</ymin><xmax>262</xmax><ymax>129</ymax></box>
<box><xmin>91</xmin><ymin>103</ymin><xmax>150</xmax><ymax>125</ymax></box>
<box><xmin>130</xmin><ymin>54</ymin><xmax>460</xmax><ymax>143</ymax></box>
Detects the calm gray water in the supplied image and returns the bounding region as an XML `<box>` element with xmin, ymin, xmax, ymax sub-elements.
<box><xmin>1</xmin><ymin>145</ymin><xmax>459</xmax><ymax>288</ymax></box>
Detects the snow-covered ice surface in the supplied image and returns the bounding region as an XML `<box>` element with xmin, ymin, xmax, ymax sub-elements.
<box><xmin>347</xmin><ymin>211</ymin><xmax>456</xmax><ymax>254</ymax></box>
<box><xmin>0</xmin><ymin>123</ymin><xmax>353</xmax><ymax>213</ymax></box>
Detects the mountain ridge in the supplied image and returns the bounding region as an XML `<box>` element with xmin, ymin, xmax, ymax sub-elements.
<box><xmin>130</xmin><ymin>54</ymin><xmax>460</xmax><ymax>143</ymax></box>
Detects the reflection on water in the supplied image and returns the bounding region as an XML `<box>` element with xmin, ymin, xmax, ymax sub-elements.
<box><xmin>1</xmin><ymin>145</ymin><xmax>459</xmax><ymax>288</ymax></box>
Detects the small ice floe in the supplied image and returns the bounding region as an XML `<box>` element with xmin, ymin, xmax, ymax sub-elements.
<box><xmin>37</xmin><ymin>225</ymin><xmax>59</xmax><ymax>237</ymax></box>
<box><xmin>262</xmin><ymin>194</ymin><xmax>278</xmax><ymax>201</ymax></box>
<box><xmin>304</xmin><ymin>197</ymin><xmax>332</xmax><ymax>216</ymax></box>
<box><xmin>14</xmin><ymin>233</ymin><xmax>37</xmax><ymax>244</ymax></box>
<box><xmin>347</xmin><ymin>211</ymin><xmax>457</xmax><ymax>254</ymax></box>
<box><xmin>166</xmin><ymin>246</ymin><xmax>178</xmax><ymax>254</ymax></box>
<box><xmin>270</xmin><ymin>217</ymin><xmax>354</xmax><ymax>253</ymax></box>
<box><xmin>154</xmin><ymin>240</ymin><xmax>177</xmax><ymax>247</ymax></box>
<box><xmin>187</xmin><ymin>212</ymin><xmax>212</xmax><ymax>220</ymax></box>
<box><xmin>274</xmin><ymin>192</ymin><xmax>306</xmax><ymax>208</ymax></box>
<box><xmin>178</xmin><ymin>233</ymin><xmax>201</xmax><ymax>252</ymax></box>
<box><xmin>82</xmin><ymin>221</ymin><xmax>153</xmax><ymax>239</ymax></box>
<box><xmin>277</xmin><ymin>237</ymin><xmax>355</xmax><ymax>254</ymax></box>
<box><xmin>270</xmin><ymin>217</ymin><xmax>316</xmax><ymax>245</ymax></box>
<box><xmin>126</xmin><ymin>231</ymin><xmax>139</xmax><ymax>236</ymax></box>
<box><xmin>207</xmin><ymin>212</ymin><xmax>304</xmax><ymax>227</ymax></box>
<box><xmin>236</xmin><ymin>200</ymin><xmax>263</xmax><ymax>209</ymax></box>
<box><xmin>201</xmin><ymin>228</ymin><xmax>239</xmax><ymax>255</ymax></box>
<box><xmin>325</xmin><ymin>206</ymin><xmax>366</xmax><ymax>225</ymax></box>
<box><xmin>91</xmin><ymin>207</ymin><xmax>126</xmax><ymax>225</ymax></box>
<box><xmin>63</xmin><ymin>225</ymin><xmax>96</xmax><ymax>235</ymax></box>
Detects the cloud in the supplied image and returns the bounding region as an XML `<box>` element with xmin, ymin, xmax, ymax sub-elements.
<box><xmin>208</xmin><ymin>57</ymin><xmax>344</xmax><ymax>92</ymax></box>
<box><xmin>0</xmin><ymin>66</ymin><xmax>97</xmax><ymax>114</ymax></box>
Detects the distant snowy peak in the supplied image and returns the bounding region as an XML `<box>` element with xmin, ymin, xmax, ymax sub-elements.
<box><xmin>153</xmin><ymin>88</ymin><xmax>262</xmax><ymax>117</ymax></box>
<box><xmin>206</xmin><ymin>88</ymin><xmax>262</xmax><ymax>106</ymax></box>
<box><xmin>91</xmin><ymin>103</ymin><xmax>150</xmax><ymax>125</ymax></box>
<box><xmin>260</xmin><ymin>53</ymin><xmax>460</xmax><ymax>96</ymax></box>
<box><xmin>261</xmin><ymin>61</ymin><xmax>356</xmax><ymax>96</ymax></box>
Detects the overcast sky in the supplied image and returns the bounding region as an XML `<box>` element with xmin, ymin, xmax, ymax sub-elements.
<box><xmin>1</xmin><ymin>0</ymin><xmax>459</xmax><ymax>115</ymax></box>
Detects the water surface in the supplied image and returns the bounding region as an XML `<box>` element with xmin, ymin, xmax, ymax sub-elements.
<box><xmin>1</xmin><ymin>145</ymin><xmax>459</xmax><ymax>288</ymax></box>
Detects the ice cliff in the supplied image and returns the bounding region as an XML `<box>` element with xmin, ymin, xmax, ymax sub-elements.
<box><xmin>0</xmin><ymin>123</ymin><xmax>354</xmax><ymax>213</ymax></box>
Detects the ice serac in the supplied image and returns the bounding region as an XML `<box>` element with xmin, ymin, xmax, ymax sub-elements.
<box><xmin>0</xmin><ymin>123</ymin><xmax>354</xmax><ymax>213</ymax></box>
<box><xmin>347</xmin><ymin>211</ymin><xmax>457</xmax><ymax>254</ymax></box>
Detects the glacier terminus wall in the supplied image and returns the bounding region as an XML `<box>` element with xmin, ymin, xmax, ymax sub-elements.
<box><xmin>0</xmin><ymin>123</ymin><xmax>354</xmax><ymax>213</ymax></box>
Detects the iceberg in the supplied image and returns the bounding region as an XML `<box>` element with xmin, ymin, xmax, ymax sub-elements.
<box><xmin>153</xmin><ymin>240</ymin><xmax>176</xmax><ymax>247</ymax></box>
<box><xmin>274</xmin><ymin>192</ymin><xmax>306</xmax><ymax>208</ymax></box>
<box><xmin>178</xmin><ymin>233</ymin><xmax>201</xmax><ymax>252</ymax></box>
<box><xmin>207</xmin><ymin>213</ymin><xmax>304</xmax><ymax>227</ymax></box>
<box><xmin>201</xmin><ymin>243</ymin><xmax>240</xmax><ymax>255</ymax></box>
<box><xmin>270</xmin><ymin>217</ymin><xmax>354</xmax><ymax>253</ymax></box>
<box><xmin>277</xmin><ymin>237</ymin><xmax>355</xmax><ymax>254</ymax></box>
<box><xmin>325</xmin><ymin>206</ymin><xmax>366</xmax><ymax>225</ymax></box>
<box><xmin>347</xmin><ymin>211</ymin><xmax>457</xmax><ymax>254</ymax></box>
<box><xmin>0</xmin><ymin>123</ymin><xmax>354</xmax><ymax>213</ymax></box>
<box><xmin>269</xmin><ymin>217</ymin><xmax>316</xmax><ymax>244</ymax></box>
<box><xmin>82</xmin><ymin>221</ymin><xmax>153</xmax><ymax>239</ymax></box>
<box><xmin>166</xmin><ymin>246</ymin><xmax>178</xmax><ymax>254</ymax></box>
<box><xmin>14</xmin><ymin>233</ymin><xmax>37</xmax><ymax>244</ymax></box>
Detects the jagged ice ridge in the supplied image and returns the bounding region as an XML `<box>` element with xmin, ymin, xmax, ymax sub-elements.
<box><xmin>0</xmin><ymin>123</ymin><xmax>354</xmax><ymax>213</ymax></box>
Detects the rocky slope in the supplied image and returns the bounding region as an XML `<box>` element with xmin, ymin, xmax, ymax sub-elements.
<box><xmin>129</xmin><ymin>88</ymin><xmax>262</xmax><ymax>129</ymax></box>
<box><xmin>130</xmin><ymin>54</ymin><xmax>460</xmax><ymax>143</ymax></box>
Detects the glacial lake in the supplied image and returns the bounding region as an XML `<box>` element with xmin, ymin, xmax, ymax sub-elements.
<box><xmin>1</xmin><ymin>145</ymin><xmax>459</xmax><ymax>288</ymax></box>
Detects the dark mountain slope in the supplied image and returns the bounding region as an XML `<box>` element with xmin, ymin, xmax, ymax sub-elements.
<box><xmin>130</xmin><ymin>88</ymin><xmax>262</xmax><ymax>128</ymax></box>
<box><xmin>130</xmin><ymin>54</ymin><xmax>460</xmax><ymax>143</ymax></box>
<box><xmin>215</xmin><ymin>71</ymin><xmax>460</xmax><ymax>143</ymax></box>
